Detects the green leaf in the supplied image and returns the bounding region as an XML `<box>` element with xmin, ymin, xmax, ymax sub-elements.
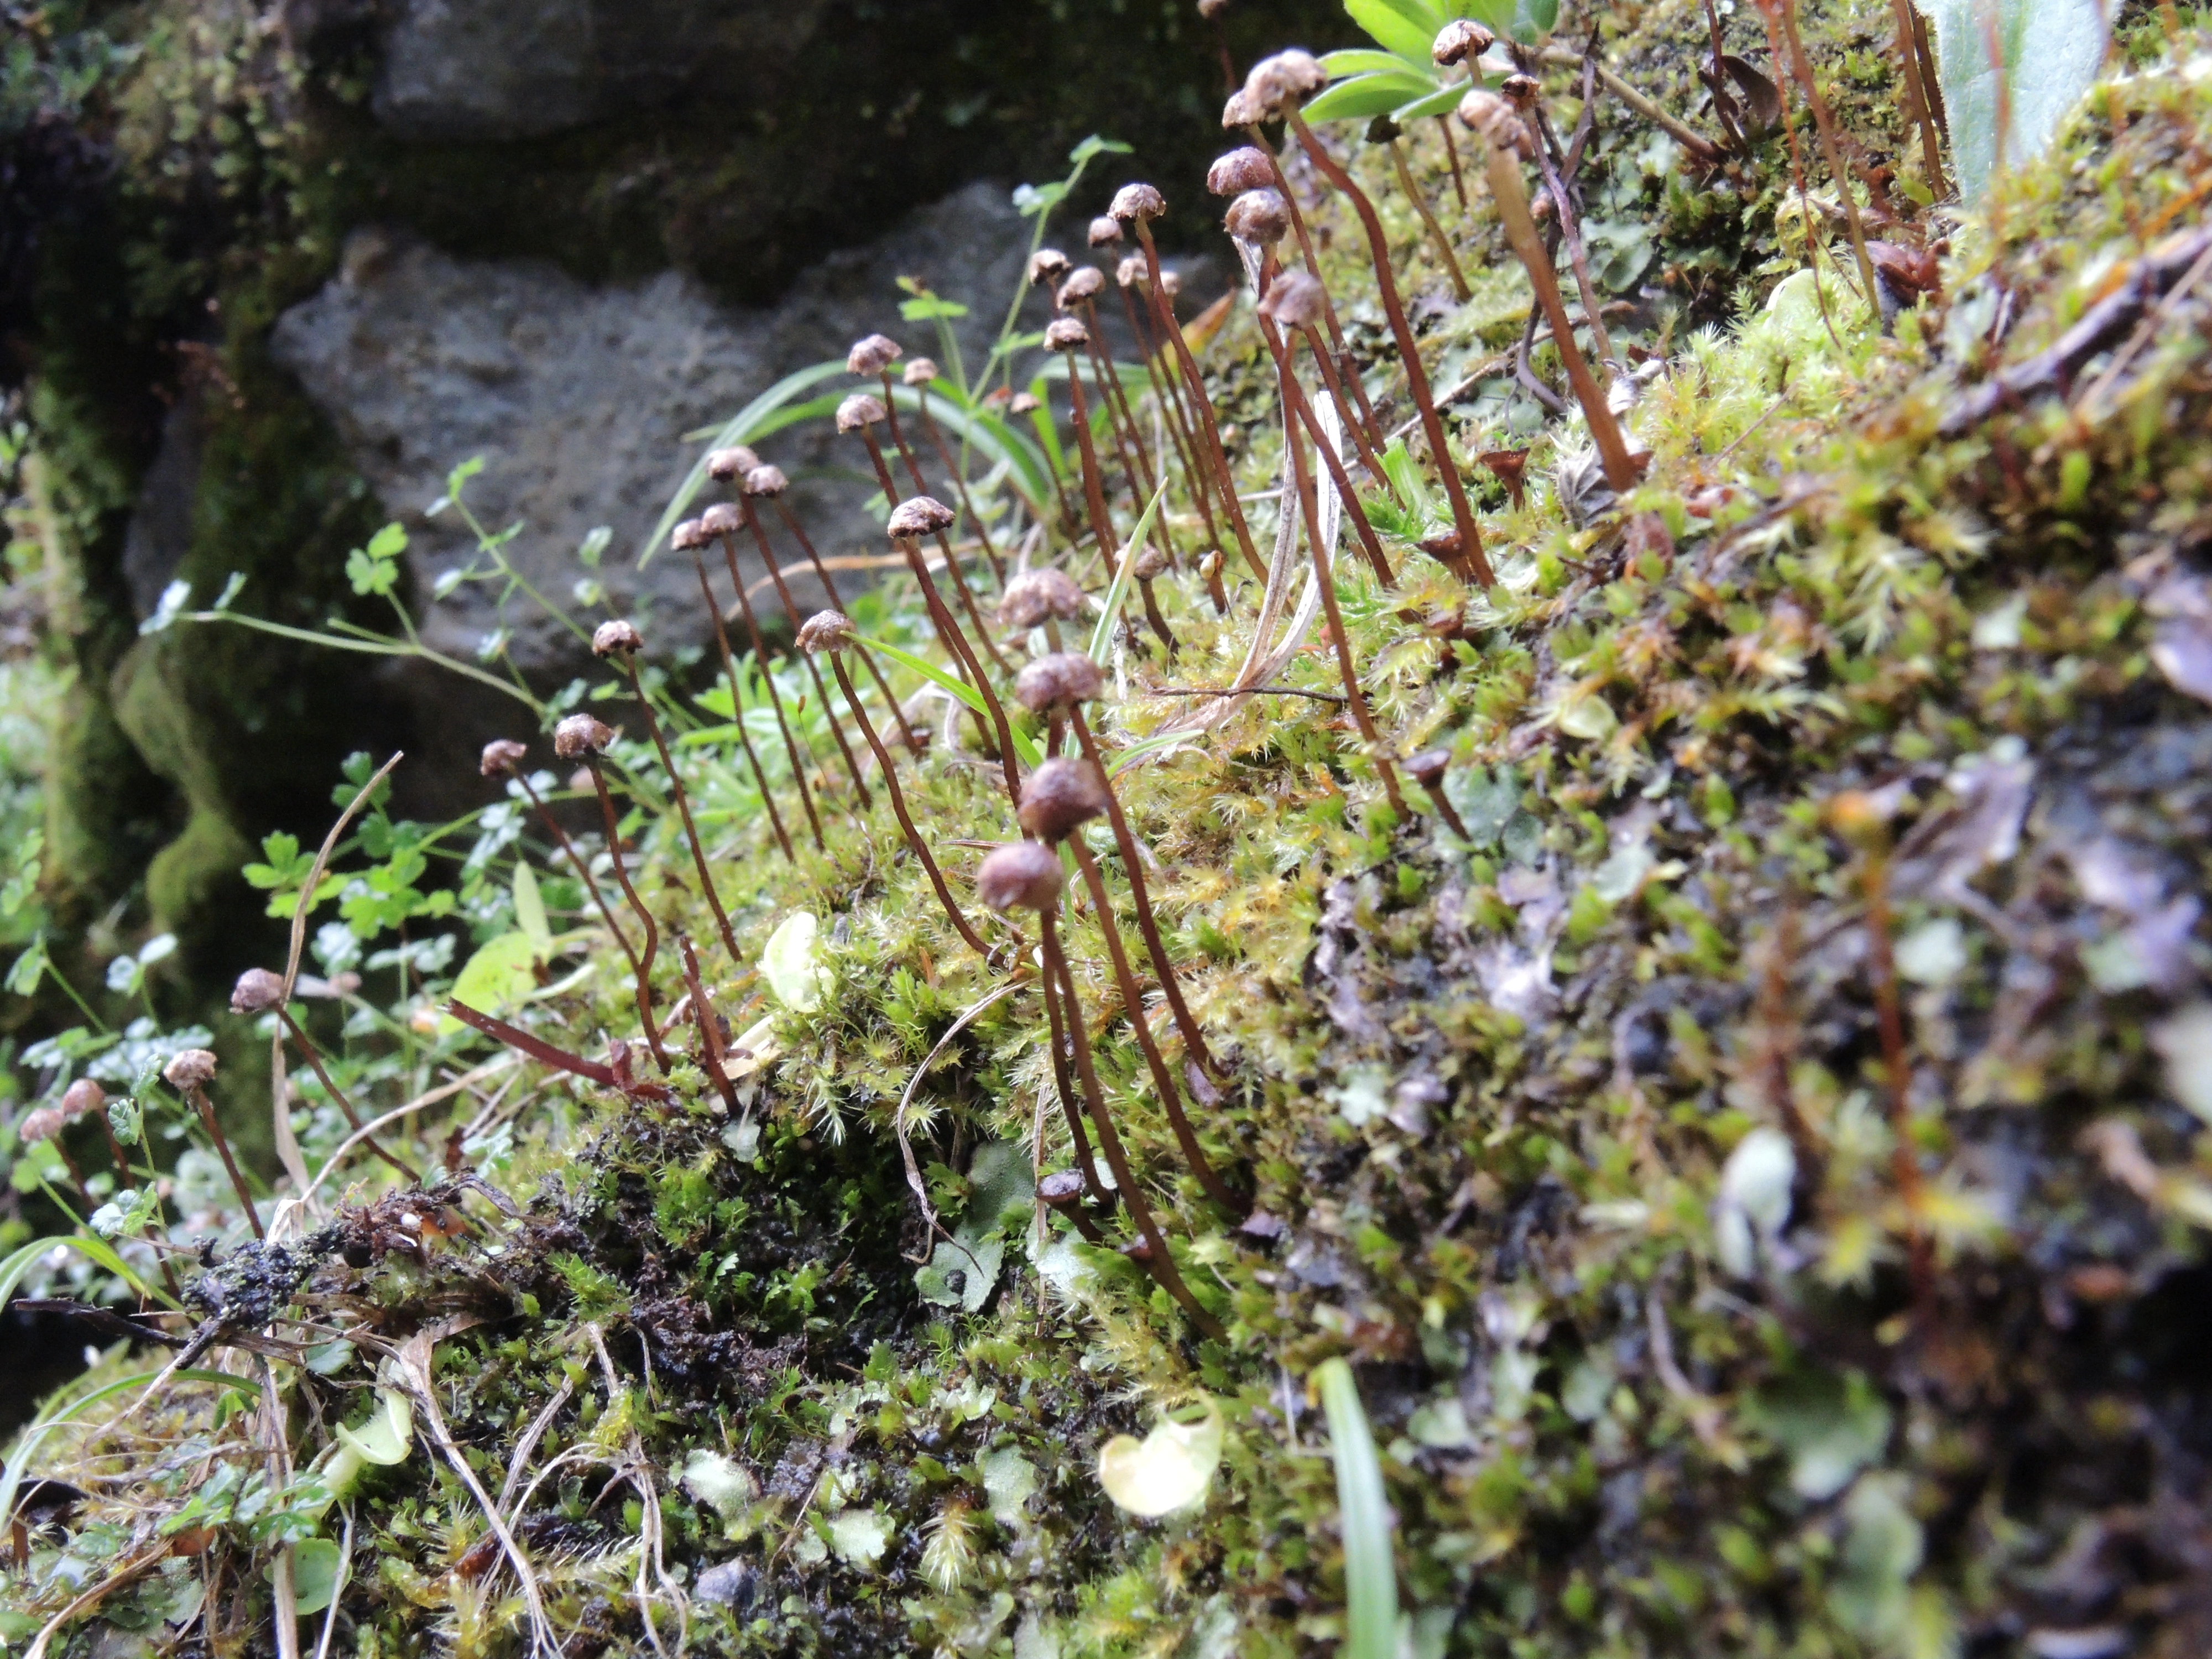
<box><xmin>1314</xmin><ymin>1359</ymin><xmax>1399</xmax><ymax>1659</ymax></box>
<box><xmin>513</xmin><ymin>863</ymin><xmax>554</xmax><ymax>963</ymax></box>
<box><xmin>1322</xmin><ymin>48</ymin><xmax>1426</xmax><ymax>76</ymax></box>
<box><xmin>1088</xmin><ymin>480</ymin><xmax>1170</xmax><ymax>664</ymax></box>
<box><xmin>285</xmin><ymin>1537</ymin><xmax>344</xmax><ymax>1616</ymax></box>
<box><xmin>899</xmin><ymin>294</ymin><xmax>970</xmax><ymax>321</ymax></box>
<box><xmin>1067</xmin><ymin>133</ymin><xmax>1133</xmax><ymax>165</ymax></box>
<box><xmin>446</xmin><ymin>456</ymin><xmax>485</xmax><ymax>498</ymax></box>
<box><xmin>1504</xmin><ymin>0</ymin><xmax>1557</xmax><ymax>42</ymax></box>
<box><xmin>345</xmin><ymin>546</ymin><xmax>398</xmax><ymax>598</ymax></box>
<box><xmin>444</xmin><ymin>932</ymin><xmax>540</xmax><ymax>1022</ymax></box>
<box><xmin>1390</xmin><ymin>81</ymin><xmax>1474</xmax><ymax>121</ymax></box>
<box><xmin>1346</xmin><ymin>0</ymin><xmax>1445</xmax><ymax>60</ymax></box>
<box><xmin>1914</xmin><ymin>0</ymin><xmax>2106</xmax><ymax>204</ymax></box>
<box><xmin>6</xmin><ymin>933</ymin><xmax>46</xmax><ymax>997</ymax></box>
<box><xmin>364</xmin><ymin>522</ymin><xmax>408</xmax><ymax>560</ymax></box>
<box><xmin>576</xmin><ymin>525</ymin><xmax>611</xmax><ymax>568</ymax></box>
<box><xmin>1305</xmin><ymin>70</ymin><xmax>1441</xmax><ymax>124</ymax></box>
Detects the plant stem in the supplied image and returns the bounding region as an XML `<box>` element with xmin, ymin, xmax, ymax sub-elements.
<box><xmin>1061</xmin><ymin>354</ymin><xmax>1122</xmax><ymax>571</ymax></box>
<box><xmin>1130</xmin><ymin>220</ymin><xmax>1270</xmax><ymax>585</ymax></box>
<box><xmin>1068</xmin><ymin>708</ymin><xmax>1222</xmax><ymax>1078</ymax></box>
<box><xmin>1263</xmin><ymin>313</ymin><xmax>1396</xmax><ymax>586</ymax></box>
<box><xmin>1246</xmin><ymin>133</ymin><xmax>1394</xmax><ymax>482</ymax></box>
<box><xmin>582</xmin><ymin>759</ymin><xmax>671</xmax><ymax>1070</ymax></box>
<box><xmin>618</xmin><ymin>655</ymin><xmax>745</xmax><ymax>962</ymax></box>
<box><xmin>1037</xmin><ymin>933</ymin><xmax>1110</xmax><ymax>1207</ymax></box>
<box><xmin>674</xmin><ymin>932</ymin><xmax>740</xmax><ymax>1115</ymax></box>
<box><xmin>688</xmin><ymin>551</ymin><xmax>797</xmax><ymax>862</ymax></box>
<box><xmin>1281</xmin><ymin>388</ymin><xmax>1408</xmax><ymax>818</ymax></box>
<box><xmin>275</xmin><ymin>1010</ymin><xmax>418</xmax><ymax>1181</ymax></box>
<box><xmin>505</xmin><ymin>764</ymin><xmax>657</xmax><ymax>977</ymax></box>
<box><xmin>1040</xmin><ymin>916</ymin><xmax>1224</xmax><ymax>1341</ymax></box>
<box><xmin>1776</xmin><ymin>0</ymin><xmax>1882</xmax><ymax>306</ymax></box>
<box><xmin>1286</xmin><ymin>112</ymin><xmax>1491</xmax><ymax>588</ymax></box>
<box><xmin>1387</xmin><ymin>138</ymin><xmax>1471</xmax><ymax>301</ymax></box>
<box><xmin>1527</xmin><ymin>108</ymin><xmax>1617</xmax><ymax>366</ymax></box>
<box><xmin>865</xmin><ymin>429</ymin><xmax>1010</xmax><ymax>674</ymax></box>
<box><xmin>1479</xmin><ymin>137</ymin><xmax>1642</xmax><ymax>493</ymax></box>
<box><xmin>826</xmin><ymin>654</ymin><xmax>993</xmax><ymax>959</ymax></box>
<box><xmin>771</xmin><ymin>499</ymin><xmax>924</xmax><ymax>754</ymax></box>
<box><xmin>711</xmin><ymin>527</ymin><xmax>827</xmax><ymax>850</ymax></box>
<box><xmin>1888</xmin><ymin>0</ymin><xmax>1948</xmax><ymax>193</ymax></box>
<box><xmin>1067</xmin><ymin>842</ymin><xmax>1239</xmax><ymax>1213</ymax></box>
<box><xmin>915</xmin><ymin>389</ymin><xmax>1009</xmax><ymax>586</ymax></box>
<box><xmin>184</xmin><ymin>1085</ymin><xmax>263</xmax><ymax>1239</ymax></box>
<box><xmin>1437</xmin><ymin>114</ymin><xmax>1470</xmax><ymax>210</ymax></box>
<box><xmin>734</xmin><ymin>499</ymin><xmax>873</xmax><ymax>810</ymax></box>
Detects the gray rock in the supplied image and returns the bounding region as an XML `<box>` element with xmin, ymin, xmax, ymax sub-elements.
<box><xmin>121</xmin><ymin>391</ymin><xmax>208</xmax><ymax>619</ymax></box>
<box><xmin>371</xmin><ymin>0</ymin><xmax>831</xmax><ymax>142</ymax></box>
<box><xmin>270</xmin><ymin>180</ymin><xmax>1048</xmax><ymax>698</ymax></box>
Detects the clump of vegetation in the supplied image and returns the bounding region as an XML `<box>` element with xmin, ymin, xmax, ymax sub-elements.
<box><xmin>8</xmin><ymin>4</ymin><xmax>2212</xmax><ymax>1657</ymax></box>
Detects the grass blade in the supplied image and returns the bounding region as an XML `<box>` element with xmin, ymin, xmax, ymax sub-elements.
<box><xmin>855</xmin><ymin>634</ymin><xmax>1043</xmax><ymax>768</ymax></box>
<box><xmin>1315</xmin><ymin>1357</ymin><xmax>1399</xmax><ymax>1659</ymax></box>
<box><xmin>1088</xmin><ymin>480</ymin><xmax>1168</xmax><ymax>665</ymax></box>
<box><xmin>641</xmin><ymin>359</ymin><xmax>850</xmax><ymax>566</ymax></box>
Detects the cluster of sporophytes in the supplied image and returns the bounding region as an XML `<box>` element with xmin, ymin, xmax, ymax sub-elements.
<box><xmin>9</xmin><ymin>5</ymin><xmax>2212</xmax><ymax>1657</ymax></box>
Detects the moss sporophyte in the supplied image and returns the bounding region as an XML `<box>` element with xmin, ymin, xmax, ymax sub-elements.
<box><xmin>14</xmin><ymin>10</ymin><xmax>2212</xmax><ymax>1658</ymax></box>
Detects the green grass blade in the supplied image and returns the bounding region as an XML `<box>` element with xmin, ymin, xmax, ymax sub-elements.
<box><xmin>885</xmin><ymin>384</ymin><xmax>1057</xmax><ymax>519</ymax></box>
<box><xmin>641</xmin><ymin>359</ymin><xmax>850</xmax><ymax>567</ymax></box>
<box><xmin>1315</xmin><ymin>1357</ymin><xmax>1399</xmax><ymax>1659</ymax></box>
<box><xmin>1</xmin><ymin>1367</ymin><xmax>256</xmax><ymax>1529</ymax></box>
<box><xmin>0</xmin><ymin>1233</ymin><xmax>171</xmax><ymax>1310</ymax></box>
<box><xmin>1088</xmin><ymin>481</ymin><xmax>1168</xmax><ymax>665</ymax></box>
<box><xmin>855</xmin><ymin>634</ymin><xmax>1042</xmax><ymax>768</ymax></box>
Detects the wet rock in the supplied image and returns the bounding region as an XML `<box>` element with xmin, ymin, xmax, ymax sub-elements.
<box><xmin>369</xmin><ymin>0</ymin><xmax>832</xmax><ymax>142</ymax></box>
<box><xmin>270</xmin><ymin>182</ymin><xmax>1045</xmax><ymax>787</ymax></box>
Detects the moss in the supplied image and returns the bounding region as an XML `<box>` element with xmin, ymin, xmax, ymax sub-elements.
<box><xmin>14</xmin><ymin>10</ymin><xmax>2212</xmax><ymax>1659</ymax></box>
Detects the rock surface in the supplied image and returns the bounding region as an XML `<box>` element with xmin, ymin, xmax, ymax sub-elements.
<box><xmin>272</xmin><ymin>181</ymin><xmax>1045</xmax><ymax>691</ymax></box>
<box><xmin>369</xmin><ymin>0</ymin><xmax>832</xmax><ymax>142</ymax></box>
